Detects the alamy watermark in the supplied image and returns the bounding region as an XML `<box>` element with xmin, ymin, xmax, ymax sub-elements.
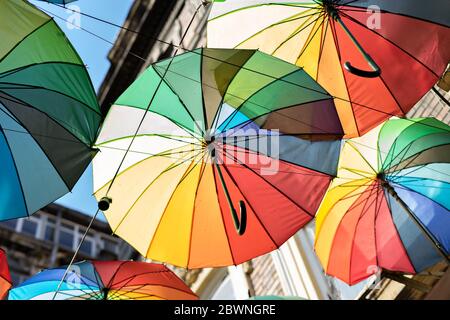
<box><xmin>366</xmin><ymin>5</ymin><xmax>381</xmax><ymax>30</ymax></box>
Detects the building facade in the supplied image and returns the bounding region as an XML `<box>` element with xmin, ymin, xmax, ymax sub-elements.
<box><xmin>97</xmin><ymin>0</ymin><xmax>449</xmax><ymax>300</ymax></box>
<box><xmin>0</xmin><ymin>203</ymin><xmax>137</xmax><ymax>286</ymax></box>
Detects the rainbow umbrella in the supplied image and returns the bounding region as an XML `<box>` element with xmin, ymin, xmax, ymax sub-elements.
<box><xmin>315</xmin><ymin>118</ymin><xmax>450</xmax><ymax>285</ymax></box>
<box><xmin>207</xmin><ymin>0</ymin><xmax>450</xmax><ymax>137</ymax></box>
<box><xmin>9</xmin><ymin>260</ymin><xmax>198</xmax><ymax>300</ymax></box>
<box><xmin>93</xmin><ymin>48</ymin><xmax>342</xmax><ymax>268</ymax></box>
<box><xmin>0</xmin><ymin>0</ymin><xmax>101</xmax><ymax>220</ymax></box>
<box><xmin>0</xmin><ymin>249</ymin><xmax>12</xmax><ymax>300</ymax></box>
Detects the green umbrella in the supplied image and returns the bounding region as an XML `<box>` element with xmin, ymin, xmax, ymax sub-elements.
<box><xmin>0</xmin><ymin>0</ymin><xmax>101</xmax><ymax>220</ymax></box>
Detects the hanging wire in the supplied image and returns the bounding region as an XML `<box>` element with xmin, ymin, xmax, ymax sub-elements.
<box><xmin>18</xmin><ymin>0</ymin><xmax>447</xmax><ymax>294</ymax></box>
<box><xmin>34</xmin><ymin>3</ymin><xmax>448</xmax><ymax>137</ymax></box>
<box><xmin>50</xmin><ymin>1</ymin><xmax>208</xmax><ymax>300</ymax></box>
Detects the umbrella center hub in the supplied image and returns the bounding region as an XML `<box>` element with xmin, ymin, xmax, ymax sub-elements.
<box><xmin>323</xmin><ymin>0</ymin><xmax>339</xmax><ymax>18</ymax></box>
<box><xmin>204</xmin><ymin>135</ymin><xmax>217</xmax><ymax>159</ymax></box>
<box><xmin>377</xmin><ymin>172</ymin><xmax>390</xmax><ymax>187</ymax></box>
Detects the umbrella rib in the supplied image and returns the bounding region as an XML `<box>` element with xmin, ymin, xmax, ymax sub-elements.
<box><xmin>295</xmin><ymin>11</ymin><xmax>327</xmax><ymax>62</ymax></box>
<box><xmin>315</xmin><ymin>15</ymin><xmax>330</xmax><ymax>80</ymax></box>
<box><xmin>186</xmin><ymin>159</ymin><xmax>209</xmax><ymax>268</ymax></box>
<box><xmin>221</xmin><ymin>146</ymin><xmax>316</xmax><ymax>218</ymax></box>
<box><xmin>221</xmin><ymin>144</ymin><xmax>333</xmax><ymax>177</ymax></box>
<box><xmin>109</xmin><ymin>269</ymin><xmax>195</xmax><ymax>296</ymax></box>
<box><xmin>328</xmin><ymin>19</ymin><xmax>361</xmax><ymax>136</ymax></box>
<box><xmin>339</xmin><ymin>1</ymin><xmax>450</xmax><ymax>28</ymax></box>
<box><xmin>210</xmin><ymin>50</ymin><xmax>257</xmax><ymax>133</ymax></box>
<box><xmin>111</xmin><ymin>150</ymin><xmax>202</xmax><ymax>235</ymax></box>
<box><xmin>52</xmin><ymin>273</ymin><xmax>101</xmax><ymax>300</ymax></box>
<box><xmin>98</xmin><ymin>145</ymin><xmax>199</xmax><ymax>161</ymax></box>
<box><xmin>96</xmin><ymin>133</ymin><xmax>202</xmax><ymax>148</ymax></box>
<box><xmin>339</xmin><ymin>10</ymin><xmax>441</xmax><ymax>78</ymax></box>
<box><xmin>210</xmin><ymin>159</ymin><xmax>238</xmax><ymax>266</ymax></box>
<box><xmin>220</xmin><ymin>97</ymin><xmax>338</xmax><ymax>139</ymax></box>
<box><xmin>209</xmin><ymin>3</ymin><xmax>319</xmax><ymax>23</ymax></box>
<box><xmin>152</xmin><ymin>67</ymin><xmax>206</xmax><ymax>136</ymax></box>
<box><xmin>215</xmin><ymin>151</ymin><xmax>280</xmax><ymax>248</ymax></box>
<box><xmin>271</xmin><ymin>10</ymin><xmax>321</xmax><ymax>55</ymax></box>
<box><xmin>237</xmin><ymin>10</ymin><xmax>319</xmax><ymax>52</ymax></box>
<box><xmin>0</xmin><ymin>125</ymin><xmax>30</xmax><ymax>217</ymax></box>
<box><xmin>0</xmin><ymin>72</ymin><xmax>102</xmax><ymax>117</ymax></box>
<box><xmin>346</xmin><ymin>141</ymin><xmax>378</xmax><ymax>174</ymax></box>
<box><xmin>383</xmin><ymin>188</ymin><xmax>419</xmax><ymax>273</ymax></box>
<box><xmin>384</xmin><ymin>183</ymin><xmax>450</xmax><ymax>263</ymax></box>
<box><xmin>346</xmin><ymin>181</ymin><xmax>380</xmax><ymax>282</ymax></box>
<box><xmin>102</xmin><ymin>2</ymin><xmax>205</xmax><ymax>198</ymax></box>
<box><xmin>0</xmin><ymin>19</ymin><xmax>53</xmax><ymax>66</ymax></box>
<box><xmin>0</xmin><ymin>92</ymin><xmax>95</xmax><ymax>146</ymax></box>
<box><xmin>93</xmin><ymin>144</ymin><xmax>196</xmax><ymax>193</ymax></box>
<box><xmin>144</xmin><ymin>154</ymin><xmax>206</xmax><ymax>260</ymax></box>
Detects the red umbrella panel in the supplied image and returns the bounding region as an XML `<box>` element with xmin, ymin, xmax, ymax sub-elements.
<box><xmin>0</xmin><ymin>249</ymin><xmax>12</xmax><ymax>300</ymax></box>
<box><xmin>9</xmin><ymin>261</ymin><xmax>198</xmax><ymax>300</ymax></box>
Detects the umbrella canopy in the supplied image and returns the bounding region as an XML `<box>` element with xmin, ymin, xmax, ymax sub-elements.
<box><xmin>0</xmin><ymin>249</ymin><xmax>12</xmax><ymax>300</ymax></box>
<box><xmin>0</xmin><ymin>0</ymin><xmax>101</xmax><ymax>220</ymax></box>
<box><xmin>93</xmin><ymin>48</ymin><xmax>342</xmax><ymax>268</ymax></box>
<box><xmin>207</xmin><ymin>0</ymin><xmax>450</xmax><ymax>137</ymax></box>
<box><xmin>9</xmin><ymin>260</ymin><xmax>198</xmax><ymax>300</ymax></box>
<box><xmin>315</xmin><ymin>118</ymin><xmax>450</xmax><ymax>285</ymax></box>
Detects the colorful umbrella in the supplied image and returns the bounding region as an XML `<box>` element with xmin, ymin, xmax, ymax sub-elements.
<box><xmin>9</xmin><ymin>260</ymin><xmax>198</xmax><ymax>300</ymax></box>
<box><xmin>0</xmin><ymin>0</ymin><xmax>101</xmax><ymax>220</ymax></box>
<box><xmin>315</xmin><ymin>118</ymin><xmax>450</xmax><ymax>285</ymax></box>
<box><xmin>93</xmin><ymin>48</ymin><xmax>342</xmax><ymax>268</ymax></box>
<box><xmin>207</xmin><ymin>0</ymin><xmax>450</xmax><ymax>137</ymax></box>
<box><xmin>0</xmin><ymin>249</ymin><xmax>12</xmax><ymax>300</ymax></box>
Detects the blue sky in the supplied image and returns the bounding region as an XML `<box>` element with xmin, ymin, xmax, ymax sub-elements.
<box><xmin>30</xmin><ymin>0</ymin><xmax>134</xmax><ymax>219</ymax></box>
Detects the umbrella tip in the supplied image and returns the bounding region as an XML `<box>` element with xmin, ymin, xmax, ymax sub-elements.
<box><xmin>98</xmin><ymin>197</ymin><xmax>112</xmax><ymax>211</ymax></box>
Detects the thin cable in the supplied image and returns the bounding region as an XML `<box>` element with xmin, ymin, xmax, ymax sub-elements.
<box><xmin>38</xmin><ymin>3</ymin><xmax>448</xmax><ymax>134</ymax></box>
<box><xmin>52</xmin><ymin>208</ymin><xmax>100</xmax><ymax>300</ymax></box>
<box><xmin>50</xmin><ymin>2</ymin><xmax>207</xmax><ymax>300</ymax></box>
<box><xmin>104</xmin><ymin>3</ymin><xmax>206</xmax><ymax>197</ymax></box>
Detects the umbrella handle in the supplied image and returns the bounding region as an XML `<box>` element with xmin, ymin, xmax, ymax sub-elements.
<box><xmin>231</xmin><ymin>200</ymin><xmax>247</xmax><ymax>236</ymax></box>
<box><xmin>214</xmin><ymin>162</ymin><xmax>247</xmax><ymax>236</ymax></box>
<box><xmin>334</xmin><ymin>14</ymin><xmax>381</xmax><ymax>78</ymax></box>
<box><xmin>343</xmin><ymin>60</ymin><xmax>381</xmax><ymax>78</ymax></box>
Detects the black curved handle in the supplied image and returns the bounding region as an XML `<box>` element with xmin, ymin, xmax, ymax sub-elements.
<box><xmin>344</xmin><ymin>61</ymin><xmax>381</xmax><ymax>78</ymax></box>
<box><xmin>231</xmin><ymin>200</ymin><xmax>247</xmax><ymax>236</ymax></box>
<box><xmin>333</xmin><ymin>14</ymin><xmax>382</xmax><ymax>78</ymax></box>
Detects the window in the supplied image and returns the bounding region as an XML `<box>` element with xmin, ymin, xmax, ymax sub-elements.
<box><xmin>102</xmin><ymin>238</ymin><xmax>118</xmax><ymax>254</ymax></box>
<box><xmin>45</xmin><ymin>224</ymin><xmax>55</xmax><ymax>242</ymax></box>
<box><xmin>59</xmin><ymin>229</ymin><xmax>74</xmax><ymax>249</ymax></box>
<box><xmin>21</xmin><ymin>219</ymin><xmax>38</xmax><ymax>237</ymax></box>
<box><xmin>79</xmin><ymin>238</ymin><xmax>93</xmax><ymax>256</ymax></box>
<box><xmin>1</xmin><ymin>219</ymin><xmax>17</xmax><ymax>230</ymax></box>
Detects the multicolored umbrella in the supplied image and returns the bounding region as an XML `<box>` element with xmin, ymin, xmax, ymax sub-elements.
<box><xmin>315</xmin><ymin>118</ymin><xmax>450</xmax><ymax>285</ymax></box>
<box><xmin>9</xmin><ymin>260</ymin><xmax>198</xmax><ymax>300</ymax></box>
<box><xmin>0</xmin><ymin>249</ymin><xmax>12</xmax><ymax>300</ymax></box>
<box><xmin>0</xmin><ymin>0</ymin><xmax>101</xmax><ymax>220</ymax></box>
<box><xmin>207</xmin><ymin>0</ymin><xmax>450</xmax><ymax>137</ymax></box>
<box><xmin>93</xmin><ymin>48</ymin><xmax>342</xmax><ymax>268</ymax></box>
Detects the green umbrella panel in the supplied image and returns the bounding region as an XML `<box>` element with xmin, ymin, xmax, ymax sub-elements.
<box><xmin>0</xmin><ymin>0</ymin><xmax>101</xmax><ymax>220</ymax></box>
